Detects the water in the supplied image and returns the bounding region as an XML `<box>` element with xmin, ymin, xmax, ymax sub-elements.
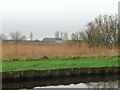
<box><xmin>2</xmin><ymin>74</ymin><xmax>119</xmax><ymax>89</ymax></box>
<box><xmin>34</xmin><ymin>81</ymin><xmax>119</xmax><ymax>88</ymax></box>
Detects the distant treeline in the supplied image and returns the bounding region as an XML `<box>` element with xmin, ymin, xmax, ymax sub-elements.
<box><xmin>1</xmin><ymin>14</ymin><xmax>119</xmax><ymax>47</ymax></box>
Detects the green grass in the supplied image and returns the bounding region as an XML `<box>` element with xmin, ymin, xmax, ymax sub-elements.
<box><xmin>1</xmin><ymin>56</ymin><xmax>119</xmax><ymax>72</ymax></box>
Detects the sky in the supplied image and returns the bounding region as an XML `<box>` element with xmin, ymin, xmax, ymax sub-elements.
<box><xmin>1</xmin><ymin>0</ymin><xmax>119</xmax><ymax>40</ymax></box>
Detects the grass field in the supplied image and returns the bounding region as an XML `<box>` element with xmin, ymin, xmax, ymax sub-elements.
<box><xmin>2</xmin><ymin>56</ymin><xmax>119</xmax><ymax>72</ymax></box>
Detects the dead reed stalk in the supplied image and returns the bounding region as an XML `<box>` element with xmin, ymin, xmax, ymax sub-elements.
<box><xmin>2</xmin><ymin>41</ymin><xmax>118</xmax><ymax>59</ymax></box>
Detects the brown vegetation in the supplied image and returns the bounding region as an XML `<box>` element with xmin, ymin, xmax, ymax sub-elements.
<box><xmin>2</xmin><ymin>41</ymin><xmax>118</xmax><ymax>59</ymax></box>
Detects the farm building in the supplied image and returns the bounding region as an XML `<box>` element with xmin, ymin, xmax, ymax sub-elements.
<box><xmin>42</xmin><ymin>38</ymin><xmax>63</xmax><ymax>43</ymax></box>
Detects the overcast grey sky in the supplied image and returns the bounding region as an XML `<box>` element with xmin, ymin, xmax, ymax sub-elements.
<box><xmin>1</xmin><ymin>0</ymin><xmax>119</xmax><ymax>40</ymax></box>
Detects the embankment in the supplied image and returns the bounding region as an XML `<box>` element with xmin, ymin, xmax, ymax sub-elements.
<box><xmin>2</xmin><ymin>73</ymin><xmax>119</xmax><ymax>89</ymax></box>
<box><xmin>1</xmin><ymin>66</ymin><xmax>120</xmax><ymax>80</ymax></box>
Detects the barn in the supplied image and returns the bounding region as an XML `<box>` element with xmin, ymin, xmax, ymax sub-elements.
<box><xmin>42</xmin><ymin>38</ymin><xmax>63</xmax><ymax>43</ymax></box>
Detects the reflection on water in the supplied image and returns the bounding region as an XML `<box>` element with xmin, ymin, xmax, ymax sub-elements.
<box><xmin>2</xmin><ymin>74</ymin><xmax>119</xmax><ymax>89</ymax></box>
<box><xmin>34</xmin><ymin>80</ymin><xmax>119</xmax><ymax>88</ymax></box>
<box><xmin>85</xmin><ymin>80</ymin><xmax>119</xmax><ymax>88</ymax></box>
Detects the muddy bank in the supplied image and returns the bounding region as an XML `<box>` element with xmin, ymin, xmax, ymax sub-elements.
<box><xmin>1</xmin><ymin>67</ymin><xmax>120</xmax><ymax>80</ymax></box>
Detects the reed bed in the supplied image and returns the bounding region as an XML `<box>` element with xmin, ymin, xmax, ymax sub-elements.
<box><xmin>2</xmin><ymin>41</ymin><xmax>118</xmax><ymax>59</ymax></box>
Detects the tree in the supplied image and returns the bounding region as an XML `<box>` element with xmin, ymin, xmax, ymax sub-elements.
<box><xmin>71</xmin><ymin>32</ymin><xmax>79</xmax><ymax>41</ymax></box>
<box><xmin>10</xmin><ymin>31</ymin><xmax>21</xmax><ymax>40</ymax></box>
<box><xmin>118</xmin><ymin>17</ymin><xmax>120</xmax><ymax>45</ymax></box>
<box><xmin>21</xmin><ymin>35</ymin><xmax>27</xmax><ymax>40</ymax></box>
<box><xmin>60</xmin><ymin>32</ymin><xmax>64</xmax><ymax>39</ymax></box>
<box><xmin>0</xmin><ymin>33</ymin><xmax>7</xmax><ymax>40</ymax></box>
<box><xmin>30</xmin><ymin>32</ymin><xmax>33</xmax><ymax>41</ymax></box>
<box><xmin>63</xmin><ymin>32</ymin><xmax>69</xmax><ymax>41</ymax></box>
<box><xmin>76</xmin><ymin>15</ymin><xmax>118</xmax><ymax>46</ymax></box>
<box><xmin>10</xmin><ymin>31</ymin><xmax>27</xmax><ymax>41</ymax></box>
<box><xmin>55</xmin><ymin>31</ymin><xmax>60</xmax><ymax>38</ymax></box>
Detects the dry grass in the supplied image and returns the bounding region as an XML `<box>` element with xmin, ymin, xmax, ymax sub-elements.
<box><xmin>0</xmin><ymin>42</ymin><xmax>2</xmax><ymax>58</ymax></box>
<box><xmin>2</xmin><ymin>41</ymin><xmax>118</xmax><ymax>58</ymax></box>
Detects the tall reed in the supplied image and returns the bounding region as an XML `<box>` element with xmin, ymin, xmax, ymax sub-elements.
<box><xmin>2</xmin><ymin>41</ymin><xmax>118</xmax><ymax>59</ymax></box>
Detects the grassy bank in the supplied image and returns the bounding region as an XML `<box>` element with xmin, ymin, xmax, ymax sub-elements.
<box><xmin>2</xmin><ymin>56</ymin><xmax>119</xmax><ymax>72</ymax></box>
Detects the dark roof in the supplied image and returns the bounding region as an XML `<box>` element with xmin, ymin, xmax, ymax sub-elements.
<box><xmin>42</xmin><ymin>38</ymin><xmax>55</xmax><ymax>42</ymax></box>
<box><xmin>42</xmin><ymin>38</ymin><xmax>62</xmax><ymax>42</ymax></box>
<box><xmin>55</xmin><ymin>38</ymin><xmax>62</xmax><ymax>40</ymax></box>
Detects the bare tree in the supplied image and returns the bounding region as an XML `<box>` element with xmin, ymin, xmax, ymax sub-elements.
<box><xmin>77</xmin><ymin>15</ymin><xmax>118</xmax><ymax>46</ymax></box>
<box><xmin>55</xmin><ymin>31</ymin><xmax>60</xmax><ymax>38</ymax></box>
<box><xmin>63</xmin><ymin>32</ymin><xmax>69</xmax><ymax>41</ymax></box>
<box><xmin>10</xmin><ymin>31</ymin><xmax>27</xmax><ymax>56</ymax></box>
<box><xmin>118</xmin><ymin>19</ymin><xmax>120</xmax><ymax>45</ymax></box>
<box><xmin>71</xmin><ymin>32</ymin><xmax>79</xmax><ymax>41</ymax></box>
<box><xmin>0</xmin><ymin>33</ymin><xmax>7</xmax><ymax>40</ymax></box>
<box><xmin>60</xmin><ymin>32</ymin><xmax>64</xmax><ymax>39</ymax></box>
<box><xmin>10</xmin><ymin>31</ymin><xmax>27</xmax><ymax>41</ymax></box>
<box><xmin>10</xmin><ymin>31</ymin><xmax>21</xmax><ymax>40</ymax></box>
<box><xmin>21</xmin><ymin>35</ymin><xmax>27</xmax><ymax>40</ymax></box>
<box><xmin>30</xmin><ymin>32</ymin><xmax>33</xmax><ymax>41</ymax></box>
